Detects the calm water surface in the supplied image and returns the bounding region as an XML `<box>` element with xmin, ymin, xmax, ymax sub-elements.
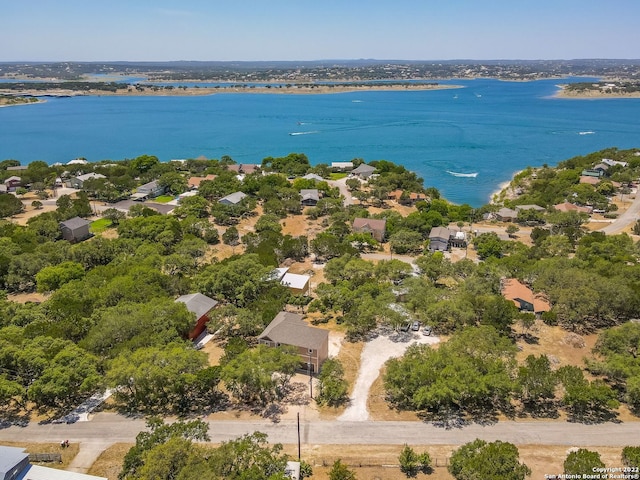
<box><xmin>2</xmin><ymin>78</ymin><xmax>639</xmax><ymax>206</ymax></box>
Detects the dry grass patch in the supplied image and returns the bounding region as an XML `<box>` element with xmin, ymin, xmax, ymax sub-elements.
<box><xmin>1</xmin><ymin>441</ymin><xmax>79</xmax><ymax>469</ymax></box>
<box><xmin>88</xmin><ymin>442</ymin><xmax>133</xmax><ymax>480</ymax></box>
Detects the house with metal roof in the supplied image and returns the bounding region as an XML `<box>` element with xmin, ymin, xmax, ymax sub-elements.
<box><xmin>218</xmin><ymin>191</ymin><xmax>248</xmax><ymax>205</ymax></box>
<box><xmin>0</xmin><ymin>445</ymin><xmax>107</xmax><ymax>480</ymax></box>
<box><xmin>258</xmin><ymin>312</ymin><xmax>329</xmax><ymax>373</ymax></box>
<box><xmin>175</xmin><ymin>293</ymin><xmax>219</xmax><ymax>340</ymax></box>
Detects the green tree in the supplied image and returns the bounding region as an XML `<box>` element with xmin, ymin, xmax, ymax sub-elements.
<box><xmin>473</xmin><ymin>232</ymin><xmax>504</xmax><ymax>259</ymax></box>
<box><xmin>222</xmin><ymin>226</ymin><xmax>239</xmax><ymax>245</ymax></box>
<box><xmin>398</xmin><ymin>444</ymin><xmax>420</xmax><ymax>477</ymax></box>
<box><xmin>35</xmin><ymin>261</ymin><xmax>85</xmax><ymax>292</ymax></box>
<box><xmin>389</xmin><ymin>229</ymin><xmax>423</xmax><ymax>255</ymax></box>
<box><xmin>329</xmin><ymin>459</ymin><xmax>357</xmax><ymax>480</ymax></box>
<box><xmin>517</xmin><ymin>355</ymin><xmax>558</xmax><ymax>413</ymax></box>
<box><xmin>27</xmin><ymin>343</ymin><xmax>102</xmax><ymax>408</ymax></box>
<box><xmin>449</xmin><ymin>439</ymin><xmax>531</xmax><ymax>480</ymax></box>
<box><xmin>563</xmin><ymin>448</ymin><xmax>605</xmax><ymax>476</ymax></box>
<box><xmin>221</xmin><ymin>345</ymin><xmax>300</xmax><ymax>406</ymax></box>
<box><xmin>107</xmin><ymin>342</ymin><xmax>208</xmax><ymax>412</ymax></box>
<box><xmin>120</xmin><ymin>417</ymin><xmax>210</xmax><ymax>480</ymax></box>
<box><xmin>316</xmin><ymin>358</ymin><xmax>348</xmax><ymax>407</ymax></box>
<box><xmin>0</xmin><ymin>194</ymin><xmax>24</xmax><ymax>218</ymax></box>
<box><xmin>622</xmin><ymin>446</ymin><xmax>640</xmax><ymax>468</ymax></box>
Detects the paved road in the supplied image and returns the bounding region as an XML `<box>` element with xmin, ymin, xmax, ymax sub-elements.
<box><xmin>327</xmin><ymin>177</ymin><xmax>354</xmax><ymax>206</ymax></box>
<box><xmin>597</xmin><ymin>193</ymin><xmax>640</xmax><ymax>234</ymax></box>
<box><xmin>1</xmin><ymin>413</ymin><xmax>638</xmax><ymax>448</ymax></box>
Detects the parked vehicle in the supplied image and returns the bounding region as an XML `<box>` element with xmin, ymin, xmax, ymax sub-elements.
<box><xmin>401</xmin><ymin>322</ymin><xmax>411</xmax><ymax>332</ymax></box>
<box><xmin>411</xmin><ymin>321</ymin><xmax>420</xmax><ymax>331</ymax></box>
<box><xmin>422</xmin><ymin>326</ymin><xmax>432</xmax><ymax>336</ymax></box>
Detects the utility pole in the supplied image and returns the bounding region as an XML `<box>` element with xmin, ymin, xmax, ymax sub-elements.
<box><xmin>308</xmin><ymin>351</ymin><xmax>313</xmax><ymax>399</ymax></box>
<box><xmin>297</xmin><ymin>412</ymin><xmax>301</xmax><ymax>460</ymax></box>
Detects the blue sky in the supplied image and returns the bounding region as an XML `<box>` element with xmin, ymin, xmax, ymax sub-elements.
<box><xmin>3</xmin><ymin>0</ymin><xmax>639</xmax><ymax>61</ymax></box>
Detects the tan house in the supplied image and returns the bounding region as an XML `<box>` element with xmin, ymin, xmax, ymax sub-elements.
<box><xmin>258</xmin><ymin>312</ymin><xmax>329</xmax><ymax>373</ymax></box>
<box><xmin>352</xmin><ymin>217</ymin><xmax>386</xmax><ymax>242</ymax></box>
<box><xmin>188</xmin><ymin>174</ymin><xmax>217</xmax><ymax>189</ymax></box>
<box><xmin>501</xmin><ymin>278</ymin><xmax>551</xmax><ymax>316</ymax></box>
<box><xmin>553</xmin><ymin>202</ymin><xmax>592</xmax><ymax>214</ymax></box>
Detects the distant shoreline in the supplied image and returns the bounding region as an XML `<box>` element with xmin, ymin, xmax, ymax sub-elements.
<box><xmin>0</xmin><ymin>83</ymin><xmax>463</xmax><ymax>99</ymax></box>
<box><xmin>554</xmin><ymin>84</ymin><xmax>640</xmax><ymax>99</ymax></box>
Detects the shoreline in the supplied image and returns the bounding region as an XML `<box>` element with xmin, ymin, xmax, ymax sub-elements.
<box><xmin>553</xmin><ymin>84</ymin><xmax>640</xmax><ymax>100</ymax></box>
<box><xmin>0</xmin><ymin>83</ymin><xmax>463</xmax><ymax>99</ymax></box>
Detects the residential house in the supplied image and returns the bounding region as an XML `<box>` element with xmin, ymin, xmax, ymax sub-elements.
<box><xmin>501</xmin><ymin>278</ymin><xmax>551</xmax><ymax>316</ymax></box>
<box><xmin>449</xmin><ymin>230</ymin><xmax>468</xmax><ymax>248</ymax></box>
<box><xmin>581</xmin><ymin>168</ymin><xmax>603</xmax><ymax>178</ymax></box>
<box><xmin>351</xmin><ymin>163</ymin><xmax>376</xmax><ymax>180</ymax></box>
<box><xmin>0</xmin><ymin>445</ymin><xmax>107</xmax><ymax>480</ymax></box>
<box><xmin>302</xmin><ymin>173</ymin><xmax>324</xmax><ymax>182</ymax></box>
<box><xmin>4</xmin><ymin>176</ymin><xmax>21</xmax><ymax>192</ymax></box>
<box><xmin>579</xmin><ymin>175</ymin><xmax>601</xmax><ymax>186</ymax></box>
<box><xmin>187</xmin><ymin>174</ymin><xmax>217</xmax><ymax>189</ymax></box>
<box><xmin>408</xmin><ymin>192</ymin><xmax>427</xmax><ymax>204</ymax></box>
<box><xmin>495</xmin><ymin>207</ymin><xmax>518</xmax><ymax>222</ymax></box>
<box><xmin>226</xmin><ymin>164</ymin><xmax>260</xmax><ymax>174</ymax></box>
<box><xmin>352</xmin><ymin>217</ymin><xmax>386</xmax><ymax>242</ymax></box>
<box><xmin>553</xmin><ymin>202</ymin><xmax>592</xmax><ymax>214</ymax></box>
<box><xmin>300</xmin><ymin>189</ymin><xmax>320</xmax><ymax>207</ymax></box>
<box><xmin>67</xmin><ymin>158</ymin><xmax>88</xmax><ymax>166</ymax></box>
<box><xmin>428</xmin><ymin>226</ymin><xmax>453</xmax><ymax>252</ymax></box>
<box><xmin>0</xmin><ymin>185</ymin><xmax>6</xmax><ymax>194</ymax></box>
<box><xmin>602</xmin><ymin>158</ymin><xmax>628</xmax><ymax>168</ymax></box>
<box><xmin>515</xmin><ymin>204</ymin><xmax>545</xmax><ymax>213</ymax></box>
<box><xmin>273</xmin><ymin>267</ymin><xmax>311</xmax><ymax>295</ymax></box>
<box><xmin>592</xmin><ymin>163</ymin><xmax>610</xmax><ymax>175</ymax></box>
<box><xmin>133</xmin><ymin>180</ymin><xmax>166</xmax><ymax>200</ymax></box>
<box><xmin>175</xmin><ymin>293</ymin><xmax>219</xmax><ymax>340</ymax></box>
<box><xmin>6</xmin><ymin>165</ymin><xmax>28</xmax><ymax>172</ymax></box>
<box><xmin>67</xmin><ymin>172</ymin><xmax>106</xmax><ymax>189</ymax></box>
<box><xmin>387</xmin><ymin>189</ymin><xmax>404</xmax><ymax>201</ymax></box>
<box><xmin>219</xmin><ymin>191</ymin><xmax>248</xmax><ymax>205</ymax></box>
<box><xmin>59</xmin><ymin>216</ymin><xmax>91</xmax><ymax>243</ymax></box>
<box><xmin>258</xmin><ymin>312</ymin><xmax>329</xmax><ymax>373</ymax></box>
<box><xmin>330</xmin><ymin>161</ymin><xmax>354</xmax><ymax>171</ymax></box>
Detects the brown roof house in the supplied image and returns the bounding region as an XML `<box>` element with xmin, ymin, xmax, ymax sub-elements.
<box><xmin>60</xmin><ymin>216</ymin><xmax>91</xmax><ymax>243</ymax></box>
<box><xmin>501</xmin><ymin>278</ymin><xmax>551</xmax><ymax>317</ymax></box>
<box><xmin>258</xmin><ymin>312</ymin><xmax>329</xmax><ymax>373</ymax></box>
<box><xmin>175</xmin><ymin>293</ymin><xmax>219</xmax><ymax>340</ymax></box>
<box><xmin>352</xmin><ymin>217</ymin><xmax>386</xmax><ymax>242</ymax></box>
<box><xmin>187</xmin><ymin>174</ymin><xmax>217</xmax><ymax>189</ymax></box>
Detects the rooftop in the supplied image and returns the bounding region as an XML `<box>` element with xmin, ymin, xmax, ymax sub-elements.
<box><xmin>259</xmin><ymin>312</ymin><xmax>328</xmax><ymax>350</ymax></box>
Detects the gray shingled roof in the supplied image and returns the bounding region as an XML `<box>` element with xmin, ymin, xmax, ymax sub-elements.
<box><xmin>351</xmin><ymin>163</ymin><xmax>376</xmax><ymax>174</ymax></box>
<box><xmin>259</xmin><ymin>312</ymin><xmax>328</xmax><ymax>350</ymax></box>
<box><xmin>60</xmin><ymin>216</ymin><xmax>90</xmax><ymax>230</ymax></box>
<box><xmin>429</xmin><ymin>226</ymin><xmax>452</xmax><ymax>240</ymax></box>
<box><xmin>175</xmin><ymin>293</ymin><xmax>218</xmax><ymax>319</ymax></box>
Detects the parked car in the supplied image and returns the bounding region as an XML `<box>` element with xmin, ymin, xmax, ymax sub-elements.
<box><xmin>422</xmin><ymin>325</ymin><xmax>432</xmax><ymax>336</ymax></box>
<box><xmin>411</xmin><ymin>321</ymin><xmax>420</xmax><ymax>331</ymax></box>
<box><xmin>401</xmin><ymin>322</ymin><xmax>411</xmax><ymax>332</ymax></box>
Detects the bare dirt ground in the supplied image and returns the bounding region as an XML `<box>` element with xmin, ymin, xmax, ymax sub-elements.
<box><xmin>87</xmin><ymin>441</ymin><xmax>629</xmax><ymax>480</ymax></box>
<box><xmin>1</xmin><ymin>441</ymin><xmax>80</xmax><ymax>469</ymax></box>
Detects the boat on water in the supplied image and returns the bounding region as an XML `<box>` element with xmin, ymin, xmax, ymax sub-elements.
<box><xmin>446</xmin><ymin>170</ymin><xmax>478</xmax><ymax>178</ymax></box>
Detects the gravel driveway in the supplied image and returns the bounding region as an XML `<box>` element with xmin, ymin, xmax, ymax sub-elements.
<box><xmin>338</xmin><ymin>330</ymin><xmax>439</xmax><ymax>421</ymax></box>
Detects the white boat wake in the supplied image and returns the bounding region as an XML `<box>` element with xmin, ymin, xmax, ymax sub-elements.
<box><xmin>447</xmin><ymin>170</ymin><xmax>478</xmax><ymax>178</ymax></box>
<box><xmin>578</xmin><ymin>131</ymin><xmax>595</xmax><ymax>135</ymax></box>
<box><xmin>289</xmin><ymin>131</ymin><xmax>320</xmax><ymax>136</ymax></box>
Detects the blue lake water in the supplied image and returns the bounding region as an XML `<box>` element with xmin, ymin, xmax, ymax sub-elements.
<box><xmin>2</xmin><ymin>78</ymin><xmax>640</xmax><ymax>206</ymax></box>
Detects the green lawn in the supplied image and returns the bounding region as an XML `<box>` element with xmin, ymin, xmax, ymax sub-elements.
<box><xmin>153</xmin><ymin>195</ymin><xmax>175</xmax><ymax>203</ymax></box>
<box><xmin>90</xmin><ymin>218</ymin><xmax>113</xmax><ymax>234</ymax></box>
<box><xmin>329</xmin><ymin>172</ymin><xmax>348</xmax><ymax>180</ymax></box>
